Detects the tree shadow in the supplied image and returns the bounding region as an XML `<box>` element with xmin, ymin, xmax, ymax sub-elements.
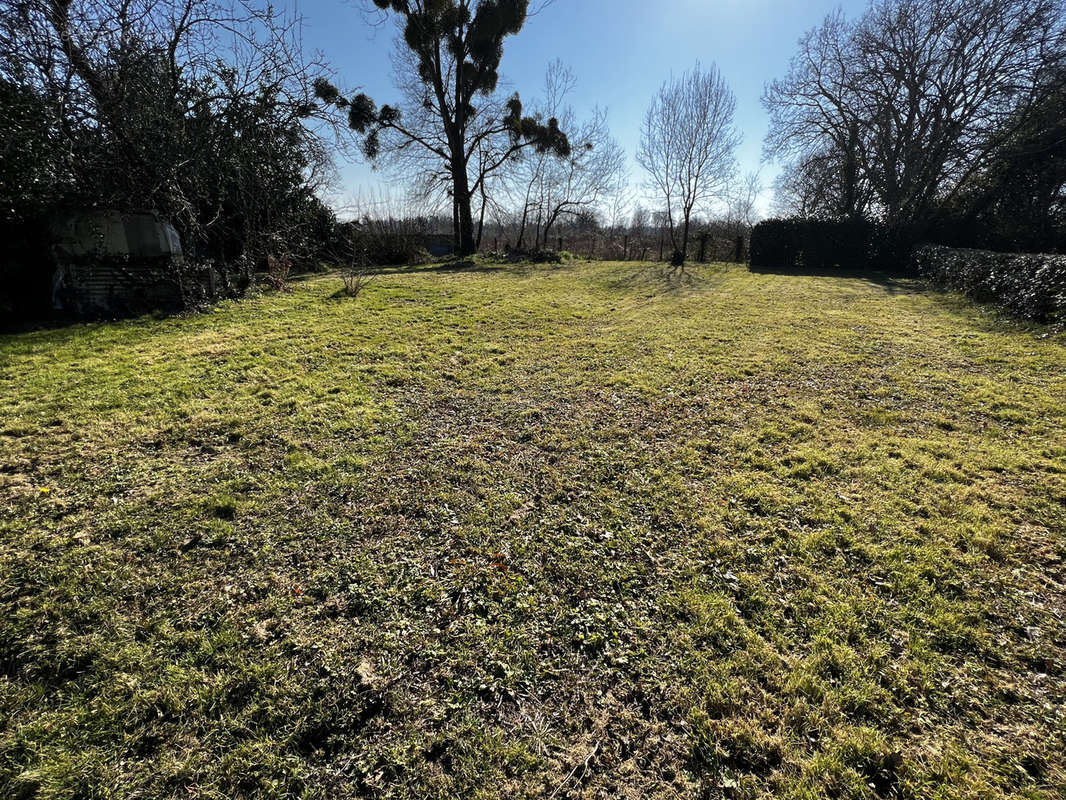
<box><xmin>746</xmin><ymin>263</ymin><xmax>921</xmax><ymax>295</ymax></box>
<box><xmin>0</xmin><ymin>309</ymin><xmax>180</xmax><ymax>350</ymax></box>
<box><xmin>603</xmin><ymin>263</ymin><xmax>717</xmax><ymax>296</ymax></box>
<box><xmin>911</xmin><ymin>285</ymin><xmax>1064</xmax><ymax>336</ymax></box>
<box><xmin>746</xmin><ymin>263</ymin><xmax>1063</xmax><ymax>336</ymax></box>
<box><xmin>365</xmin><ymin>258</ymin><xmax>575</xmax><ymax>277</ymax></box>
<box><xmin>286</xmin><ymin>270</ymin><xmax>332</xmax><ymax>284</ymax></box>
<box><xmin>0</xmin><ymin>315</ymin><xmax>80</xmax><ymax>338</ymax></box>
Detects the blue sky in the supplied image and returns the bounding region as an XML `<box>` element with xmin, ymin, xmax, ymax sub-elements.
<box><xmin>295</xmin><ymin>0</ymin><xmax>869</xmax><ymax>215</ymax></box>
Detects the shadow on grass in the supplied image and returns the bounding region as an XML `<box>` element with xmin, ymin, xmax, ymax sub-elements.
<box><xmin>366</xmin><ymin>258</ymin><xmax>576</xmax><ymax>278</ymax></box>
<box><xmin>1</xmin><ymin>316</ymin><xmax>72</xmax><ymax>337</ymax></box>
<box><xmin>603</xmin><ymin>263</ymin><xmax>718</xmax><ymax>296</ymax></box>
<box><xmin>747</xmin><ymin>263</ymin><xmax>1063</xmax><ymax>335</ymax></box>
<box><xmin>0</xmin><ymin>308</ymin><xmax>178</xmax><ymax>339</ymax></box>
<box><xmin>746</xmin><ymin>263</ymin><xmax>921</xmax><ymax>295</ymax></box>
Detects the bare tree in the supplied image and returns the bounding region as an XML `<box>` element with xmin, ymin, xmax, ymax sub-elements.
<box><xmin>726</xmin><ymin>170</ymin><xmax>762</xmax><ymax>229</ymax></box>
<box><xmin>358</xmin><ymin>42</ymin><xmax>514</xmax><ymax>251</ymax></box>
<box><xmin>536</xmin><ymin>109</ymin><xmax>626</xmax><ymax>247</ymax></box>
<box><xmin>625</xmin><ymin>204</ymin><xmax>653</xmax><ymax>261</ymax></box>
<box><xmin>508</xmin><ymin>60</ymin><xmax>573</xmax><ymax>249</ymax></box>
<box><xmin>607</xmin><ymin>184</ymin><xmax>634</xmax><ymax>233</ymax></box>
<box><xmin>315</xmin><ymin>0</ymin><xmax>570</xmax><ymax>256</ymax></box>
<box><xmin>505</xmin><ymin>62</ymin><xmax>627</xmax><ymax>250</ymax></box>
<box><xmin>764</xmin><ymin>0</ymin><xmax>1066</xmax><ymax>227</ymax></box>
<box><xmin>770</xmin><ymin>158</ymin><xmax>839</xmax><ymax>218</ymax></box>
<box><xmin>637</xmin><ymin>62</ymin><xmax>740</xmax><ymax>267</ymax></box>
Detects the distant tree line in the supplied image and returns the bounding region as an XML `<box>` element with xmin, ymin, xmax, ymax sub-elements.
<box><xmin>764</xmin><ymin>0</ymin><xmax>1066</xmax><ymax>254</ymax></box>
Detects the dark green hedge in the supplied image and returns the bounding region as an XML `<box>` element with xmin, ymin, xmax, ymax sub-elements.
<box><xmin>913</xmin><ymin>245</ymin><xmax>1066</xmax><ymax>323</ymax></box>
<box><xmin>750</xmin><ymin>217</ymin><xmax>880</xmax><ymax>270</ymax></box>
<box><xmin>0</xmin><ymin>219</ymin><xmax>53</xmax><ymax>325</ymax></box>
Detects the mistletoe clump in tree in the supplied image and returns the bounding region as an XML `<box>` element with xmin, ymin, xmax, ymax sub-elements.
<box><xmin>316</xmin><ymin>0</ymin><xmax>570</xmax><ymax>256</ymax></box>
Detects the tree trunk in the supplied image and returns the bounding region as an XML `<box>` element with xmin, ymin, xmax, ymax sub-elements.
<box><xmin>452</xmin><ymin>164</ymin><xmax>476</xmax><ymax>256</ymax></box>
<box><xmin>476</xmin><ymin>178</ymin><xmax>488</xmax><ymax>251</ymax></box>
<box><xmin>452</xmin><ymin>195</ymin><xmax>460</xmax><ymax>251</ymax></box>
<box><xmin>678</xmin><ymin>214</ymin><xmax>691</xmax><ymax>268</ymax></box>
<box><xmin>542</xmin><ymin>209</ymin><xmax>561</xmax><ymax>250</ymax></box>
<box><xmin>841</xmin><ymin>121</ymin><xmax>860</xmax><ymax>218</ymax></box>
<box><xmin>458</xmin><ymin>197</ymin><xmax>475</xmax><ymax>256</ymax></box>
<box><xmin>516</xmin><ymin>202</ymin><xmax>530</xmax><ymax>250</ymax></box>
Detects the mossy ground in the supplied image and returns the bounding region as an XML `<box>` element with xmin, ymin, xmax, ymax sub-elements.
<box><xmin>1</xmin><ymin>261</ymin><xmax>1064</xmax><ymax>799</ymax></box>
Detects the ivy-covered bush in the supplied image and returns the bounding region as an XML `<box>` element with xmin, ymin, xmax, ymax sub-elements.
<box><xmin>750</xmin><ymin>217</ymin><xmax>880</xmax><ymax>270</ymax></box>
<box><xmin>913</xmin><ymin>245</ymin><xmax>1066</xmax><ymax>323</ymax></box>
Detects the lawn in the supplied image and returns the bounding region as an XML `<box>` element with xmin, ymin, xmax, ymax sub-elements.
<box><xmin>1</xmin><ymin>260</ymin><xmax>1064</xmax><ymax>799</ymax></box>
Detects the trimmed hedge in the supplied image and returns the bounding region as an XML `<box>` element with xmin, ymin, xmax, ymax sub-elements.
<box><xmin>913</xmin><ymin>245</ymin><xmax>1066</xmax><ymax>323</ymax></box>
<box><xmin>0</xmin><ymin>219</ymin><xmax>53</xmax><ymax>324</ymax></box>
<box><xmin>750</xmin><ymin>217</ymin><xmax>880</xmax><ymax>270</ymax></box>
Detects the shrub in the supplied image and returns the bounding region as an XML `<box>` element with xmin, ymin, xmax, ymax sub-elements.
<box><xmin>750</xmin><ymin>217</ymin><xmax>880</xmax><ymax>270</ymax></box>
<box><xmin>334</xmin><ymin>218</ymin><xmax>435</xmax><ymax>268</ymax></box>
<box><xmin>262</xmin><ymin>254</ymin><xmax>293</xmax><ymax>291</ymax></box>
<box><xmin>368</xmin><ymin>235</ymin><xmax>431</xmax><ymax>266</ymax></box>
<box><xmin>749</xmin><ymin>218</ymin><xmax>798</xmax><ymax>268</ymax></box>
<box><xmin>913</xmin><ymin>245</ymin><xmax>1066</xmax><ymax>323</ymax></box>
<box><xmin>498</xmin><ymin>248</ymin><xmax>565</xmax><ymax>264</ymax></box>
<box><xmin>341</xmin><ymin>246</ymin><xmax>372</xmax><ymax>298</ymax></box>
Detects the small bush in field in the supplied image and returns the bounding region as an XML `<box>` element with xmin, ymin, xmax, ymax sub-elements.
<box><xmin>263</xmin><ymin>254</ymin><xmax>293</xmax><ymax>291</ymax></box>
<box><xmin>342</xmin><ymin>247</ymin><xmax>371</xmax><ymax>299</ymax></box>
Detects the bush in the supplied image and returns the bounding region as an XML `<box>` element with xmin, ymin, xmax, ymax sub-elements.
<box><xmin>262</xmin><ymin>254</ymin><xmax>293</xmax><ymax>291</ymax></box>
<box><xmin>366</xmin><ymin>234</ymin><xmax>431</xmax><ymax>266</ymax></box>
<box><xmin>334</xmin><ymin>219</ymin><xmax>434</xmax><ymax>268</ymax></box>
<box><xmin>913</xmin><ymin>245</ymin><xmax>1066</xmax><ymax>323</ymax></box>
<box><xmin>494</xmin><ymin>248</ymin><xmax>566</xmax><ymax>264</ymax></box>
<box><xmin>0</xmin><ymin>219</ymin><xmax>53</xmax><ymax>325</ymax></box>
<box><xmin>749</xmin><ymin>218</ymin><xmax>796</xmax><ymax>268</ymax></box>
<box><xmin>750</xmin><ymin>217</ymin><xmax>881</xmax><ymax>270</ymax></box>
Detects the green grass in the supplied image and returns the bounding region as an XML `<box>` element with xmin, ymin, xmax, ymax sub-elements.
<box><xmin>1</xmin><ymin>261</ymin><xmax>1064</xmax><ymax>799</ymax></box>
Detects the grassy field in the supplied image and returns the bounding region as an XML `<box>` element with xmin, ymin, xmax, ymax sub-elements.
<box><xmin>1</xmin><ymin>260</ymin><xmax>1064</xmax><ymax>799</ymax></box>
